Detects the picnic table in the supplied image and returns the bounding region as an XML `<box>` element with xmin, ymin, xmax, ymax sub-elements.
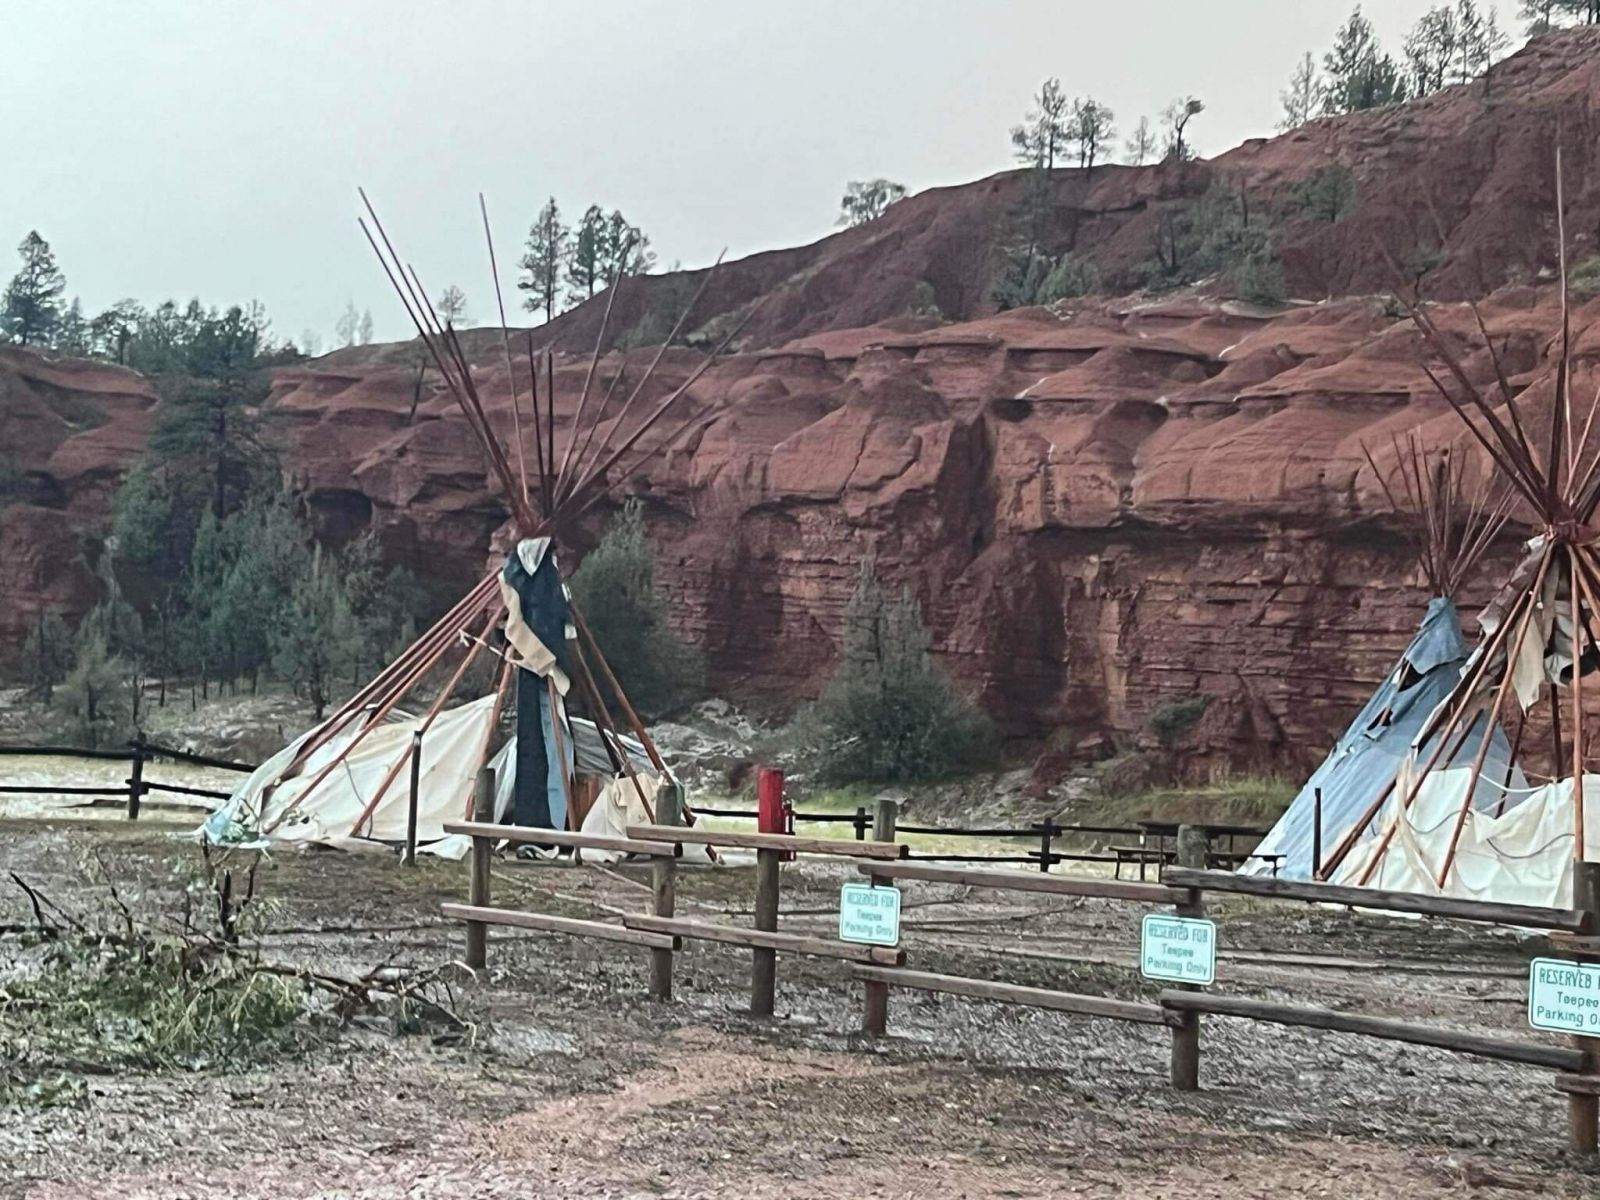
<box><xmin>1111</xmin><ymin>820</ymin><xmax>1278</xmax><ymax>881</ymax></box>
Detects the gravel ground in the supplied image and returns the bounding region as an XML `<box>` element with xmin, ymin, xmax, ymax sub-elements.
<box><xmin>2</xmin><ymin>818</ymin><xmax>1597</xmax><ymax>1199</ymax></box>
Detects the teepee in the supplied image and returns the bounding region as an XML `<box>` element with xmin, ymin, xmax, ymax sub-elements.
<box><xmin>208</xmin><ymin>192</ymin><xmax>749</xmax><ymax>853</ymax></box>
<box><xmin>1245</xmin><ymin>437</ymin><xmax>1512</xmax><ymax>880</ymax></box>
<box><xmin>1318</xmin><ymin>165</ymin><xmax>1600</xmax><ymax>906</ymax></box>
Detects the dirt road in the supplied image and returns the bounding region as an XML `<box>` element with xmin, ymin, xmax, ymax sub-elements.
<box><xmin>2</xmin><ymin>820</ymin><xmax>1596</xmax><ymax>1199</ymax></box>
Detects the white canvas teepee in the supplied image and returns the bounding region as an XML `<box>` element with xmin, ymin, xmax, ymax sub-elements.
<box><xmin>1318</xmin><ymin>177</ymin><xmax>1600</xmax><ymax>907</ymax></box>
<box><xmin>203</xmin><ymin>191</ymin><xmax>743</xmax><ymax>857</ymax></box>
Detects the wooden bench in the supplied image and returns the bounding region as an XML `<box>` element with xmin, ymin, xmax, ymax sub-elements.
<box><xmin>1111</xmin><ymin>844</ymin><xmax>1173</xmax><ymax>880</ymax></box>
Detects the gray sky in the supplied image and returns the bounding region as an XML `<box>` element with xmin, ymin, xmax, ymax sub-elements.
<box><xmin>4</xmin><ymin>0</ymin><xmax>1473</xmax><ymax>346</ymax></box>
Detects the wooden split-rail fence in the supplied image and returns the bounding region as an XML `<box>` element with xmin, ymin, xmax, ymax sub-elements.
<box><xmin>444</xmin><ymin>768</ymin><xmax>1600</xmax><ymax>1155</ymax></box>
<box><xmin>0</xmin><ymin>739</ymin><xmax>253</xmax><ymax>818</ymax></box>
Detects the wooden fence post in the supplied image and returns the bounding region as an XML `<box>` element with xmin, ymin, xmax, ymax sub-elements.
<box><xmin>126</xmin><ymin>741</ymin><xmax>145</xmax><ymax>821</ymax></box>
<box><xmin>649</xmin><ymin>782</ymin><xmax>683</xmax><ymax>1001</ymax></box>
<box><xmin>1569</xmin><ymin>860</ymin><xmax>1600</xmax><ymax>1154</ymax></box>
<box><xmin>862</xmin><ymin>797</ymin><xmax>900</xmax><ymax>1037</ymax></box>
<box><xmin>751</xmin><ymin>846</ymin><xmax>781</xmax><ymax>1016</ymax></box>
<box><xmin>1037</xmin><ymin>819</ymin><xmax>1055</xmax><ymax>873</ymax></box>
<box><xmin>873</xmin><ymin>797</ymin><xmax>898</xmax><ymax>843</ymax></box>
<box><xmin>465</xmin><ymin>767</ymin><xmax>495</xmax><ymax>971</ymax></box>
<box><xmin>1170</xmin><ymin>823</ymin><xmax>1207</xmax><ymax>1091</ymax></box>
<box><xmin>1312</xmin><ymin>787</ymin><xmax>1323</xmax><ymax>880</ymax></box>
<box><xmin>403</xmin><ymin>731</ymin><xmax>422</xmax><ymax>867</ymax></box>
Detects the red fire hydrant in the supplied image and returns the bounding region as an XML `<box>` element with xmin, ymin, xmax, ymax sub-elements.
<box><xmin>756</xmin><ymin>767</ymin><xmax>795</xmax><ymax>861</ymax></box>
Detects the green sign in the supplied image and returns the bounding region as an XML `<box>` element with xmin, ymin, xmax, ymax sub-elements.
<box><xmin>1140</xmin><ymin>913</ymin><xmax>1216</xmax><ymax>985</ymax></box>
<box><xmin>1528</xmin><ymin>957</ymin><xmax>1600</xmax><ymax>1034</ymax></box>
<box><xmin>839</xmin><ymin>882</ymin><xmax>901</xmax><ymax>947</ymax></box>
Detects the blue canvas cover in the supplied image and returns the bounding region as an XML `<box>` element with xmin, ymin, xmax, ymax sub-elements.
<box><xmin>1245</xmin><ymin>597</ymin><xmax>1520</xmax><ymax>879</ymax></box>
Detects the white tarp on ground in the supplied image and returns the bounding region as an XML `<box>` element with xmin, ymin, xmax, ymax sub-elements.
<box><xmin>1328</xmin><ymin>766</ymin><xmax>1600</xmax><ymax>908</ymax></box>
<box><xmin>203</xmin><ymin>697</ymin><xmax>499</xmax><ymax>855</ymax></box>
<box><xmin>208</xmin><ymin>704</ymin><xmax>705</xmax><ymax>863</ymax></box>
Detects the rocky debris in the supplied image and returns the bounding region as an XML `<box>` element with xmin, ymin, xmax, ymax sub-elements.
<box><xmin>648</xmin><ymin>698</ymin><xmax>764</xmax><ymax>793</ymax></box>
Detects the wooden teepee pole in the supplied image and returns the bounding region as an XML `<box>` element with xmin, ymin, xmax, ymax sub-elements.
<box><xmin>568</xmin><ymin>599</ymin><xmax>669</xmax><ymax>775</ymax></box>
<box><xmin>1432</xmin><ymin>583</ymin><xmax>1546</xmax><ymax>887</ymax></box>
<box><xmin>341</xmin><ymin>602</ymin><xmax>507</xmax><ymax>838</ymax></box>
<box><xmin>461</xmin><ymin>656</ymin><xmax>514</xmax><ymax>819</ymax></box>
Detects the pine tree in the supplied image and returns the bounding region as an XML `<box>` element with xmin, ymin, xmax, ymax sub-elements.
<box><xmin>272</xmin><ymin>546</ymin><xmax>354</xmax><ymax>720</ymax></box>
<box><xmin>357</xmin><ymin>309</ymin><xmax>373</xmax><ymax>345</ymax></box>
<box><xmin>518</xmin><ymin>197</ymin><xmax>570</xmax><ymax>321</ymax></box>
<box><xmin>1161</xmin><ymin>97</ymin><xmax>1205</xmax><ymax>163</ymax></box>
<box><xmin>335</xmin><ymin>301</ymin><xmax>360</xmax><ymax>347</ymax></box>
<box><xmin>1</xmin><ymin>231</ymin><xmax>66</xmax><ymax>347</ymax></box>
<box><xmin>1069</xmin><ymin>97</ymin><xmax>1116</xmax><ymax>175</ymax></box>
<box><xmin>54</xmin><ymin>606</ymin><xmax>130</xmax><ymax>749</ymax></box>
<box><xmin>1322</xmin><ymin>7</ymin><xmax>1408</xmax><ymax>114</ymax></box>
<box><xmin>798</xmin><ymin>556</ymin><xmax>990</xmax><ymax>783</ymax></box>
<box><xmin>599</xmin><ymin>210</ymin><xmax>654</xmax><ymax>282</ymax></box>
<box><xmin>21</xmin><ymin>610</ymin><xmax>71</xmax><ymax>702</ymax></box>
<box><xmin>435</xmin><ymin>285</ymin><xmax>469</xmax><ymax>327</ymax></box>
<box><xmin>1279</xmin><ymin>52</ymin><xmax>1323</xmax><ymax>129</ymax></box>
<box><xmin>54</xmin><ymin>298</ymin><xmax>89</xmax><ymax>354</ymax></box>
<box><xmin>837</xmin><ymin>179</ymin><xmax>908</xmax><ymax>227</ymax></box>
<box><xmin>1011</xmin><ymin>78</ymin><xmax>1070</xmax><ymax>170</ymax></box>
<box><xmin>1124</xmin><ymin>117</ymin><xmax>1156</xmax><ymax>166</ymax></box>
<box><xmin>567</xmin><ymin>205</ymin><xmax>607</xmax><ymax>299</ymax></box>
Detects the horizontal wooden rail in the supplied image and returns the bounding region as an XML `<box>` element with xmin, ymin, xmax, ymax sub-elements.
<box><xmin>441</xmin><ymin>903</ymin><xmax>676</xmax><ymax>950</ymax></box>
<box><xmin>130</xmin><ymin>740</ymin><xmax>258</xmax><ymax>773</ymax></box>
<box><xmin>627</xmin><ymin>824</ymin><xmax>908</xmax><ymax>860</ymax></box>
<box><xmin>0</xmin><ymin>745</ymin><xmax>132</xmax><ymax>760</ymax></box>
<box><xmin>142</xmin><ymin>780</ymin><xmax>234</xmax><ymax>801</ymax></box>
<box><xmin>624</xmin><ymin>914</ymin><xmax>905</xmax><ymax>965</ymax></box>
<box><xmin>0</xmin><ymin>784</ymin><xmax>127</xmax><ymax>796</ymax></box>
<box><xmin>1158</xmin><ymin>990</ymin><xmax>1587</xmax><ymax>1071</ymax></box>
<box><xmin>852</xmin><ymin>965</ymin><xmax>1177</xmax><ymax>1026</ymax></box>
<box><xmin>1162</xmin><ymin>867</ymin><xmax>1585</xmax><ymax>931</ymax></box>
<box><xmin>443</xmin><ymin>820</ymin><xmax>679</xmax><ymax>858</ymax></box>
<box><xmin>859</xmin><ymin>861</ymin><xmax>1180</xmax><ymax>904</ymax></box>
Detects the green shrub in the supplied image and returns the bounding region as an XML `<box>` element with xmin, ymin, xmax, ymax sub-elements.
<box><xmin>570</xmin><ymin>500</ymin><xmax>702</xmax><ymax>719</ymax></box>
<box><xmin>1570</xmin><ymin>256</ymin><xmax>1600</xmax><ymax>297</ymax></box>
<box><xmin>1150</xmin><ymin>695</ymin><xmax>1209</xmax><ymax>747</ymax></box>
<box><xmin>795</xmin><ymin>557</ymin><xmax>992</xmax><ymax>783</ymax></box>
<box><xmin>1292</xmin><ymin>165</ymin><xmax>1356</xmax><ymax>225</ymax></box>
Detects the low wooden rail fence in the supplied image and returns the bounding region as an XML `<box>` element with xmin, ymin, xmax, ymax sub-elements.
<box><xmin>0</xmin><ymin>738</ymin><xmax>254</xmax><ymax>818</ymax></box>
<box><xmin>443</xmin><ymin>778</ymin><xmax>1600</xmax><ymax>1153</ymax></box>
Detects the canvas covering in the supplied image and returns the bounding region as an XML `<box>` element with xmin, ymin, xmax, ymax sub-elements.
<box><xmin>1245</xmin><ymin>598</ymin><xmax>1522</xmax><ymax>879</ymax></box>
<box><xmin>1328</xmin><ymin>767</ymin><xmax>1600</xmax><ymax>908</ymax></box>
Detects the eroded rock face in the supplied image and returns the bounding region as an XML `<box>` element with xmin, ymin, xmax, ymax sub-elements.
<box><xmin>14</xmin><ymin>290</ymin><xmax>1572</xmax><ymax>775</ymax></box>
<box><xmin>8</xmin><ymin>29</ymin><xmax>1600</xmax><ymax>773</ymax></box>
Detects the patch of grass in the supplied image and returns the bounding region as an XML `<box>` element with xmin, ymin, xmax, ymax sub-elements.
<box><xmin>1068</xmin><ymin>774</ymin><xmax>1295</xmax><ymax>831</ymax></box>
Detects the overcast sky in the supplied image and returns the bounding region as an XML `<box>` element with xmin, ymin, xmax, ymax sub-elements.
<box><xmin>5</xmin><ymin>0</ymin><xmax>1483</xmax><ymax>346</ymax></box>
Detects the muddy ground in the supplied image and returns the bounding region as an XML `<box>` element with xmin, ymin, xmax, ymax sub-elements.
<box><xmin>2</xmin><ymin>817</ymin><xmax>1597</xmax><ymax>1199</ymax></box>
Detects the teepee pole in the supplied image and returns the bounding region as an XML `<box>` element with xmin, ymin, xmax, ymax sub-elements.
<box><xmin>462</xmin><ymin>656</ymin><xmax>514</xmax><ymax>819</ymax></box>
<box><xmin>1317</xmin><ymin>775</ymin><xmax>1396</xmax><ymax>880</ymax></box>
<box><xmin>1433</xmin><ymin>599</ymin><xmax>1540</xmax><ymax>888</ymax></box>
<box><xmin>342</xmin><ymin>603</ymin><xmax>507</xmax><ymax>838</ymax></box>
<box><xmin>567</xmin><ymin>624</ymin><xmax>656</xmax><ymax>817</ymax></box>
<box><xmin>568</xmin><ymin>600</ymin><xmax>668</xmax><ymax>775</ymax></box>
<box><xmin>1570</xmin><ymin>546</ymin><xmax>1588</xmax><ymax>861</ymax></box>
<box><xmin>264</xmin><ymin>592</ymin><xmax>497</xmax><ymax>834</ymax></box>
<box><xmin>479</xmin><ymin>194</ymin><xmax>531</xmax><ymax>512</ymax></box>
<box><xmin>274</xmin><ymin>574</ymin><xmax>498</xmax><ymax>786</ymax></box>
